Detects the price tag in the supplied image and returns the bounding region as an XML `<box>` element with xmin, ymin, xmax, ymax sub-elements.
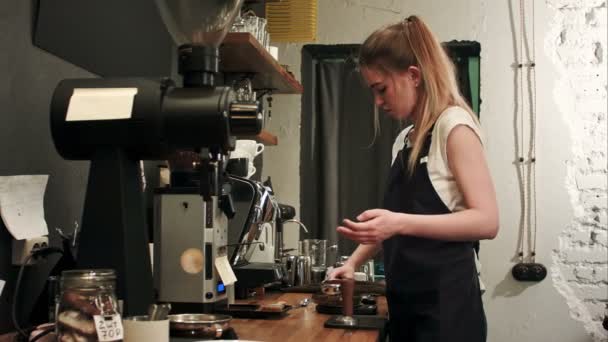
<box><xmin>93</xmin><ymin>314</ymin><xmax>124</xmax><ymax>341</ymax></box>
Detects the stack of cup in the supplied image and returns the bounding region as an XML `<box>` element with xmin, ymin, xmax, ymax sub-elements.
<box><xmin>228</xmin><ymin>140</ymin><xmax>265</xmax><ymax>179</ymax></box>
<box><xmin>123</xmin><ymin>315</ymin><xmax>169</xmax><ymax>342</ymax></box>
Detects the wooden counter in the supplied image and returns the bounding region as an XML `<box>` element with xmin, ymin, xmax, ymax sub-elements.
<box><xmin>1</xmin><ymin>293</ymin><xmax>388</xmax><ymax>342</ymax></box>
<box><xmin>230</xmin><ymin>292</ymin><xmax>388</xmax><ymax>342</ymax></box>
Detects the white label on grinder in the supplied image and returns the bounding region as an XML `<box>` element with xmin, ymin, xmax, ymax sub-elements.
<box><xmin>0</xmin><ymin>279</ymin><xmax>5</xmax><ymax>297</ymax></box>
<box><xmin>215</xmin><ymin>255</ymin><xmax>237</xmax><ymax>286</ymax></box>
<box><xmin>66</xmin><ymin>88</ymin><xmax>138</xmax><ymax>121</ymax></box>
<box><xmin>93</xmin><ymin>314</ymin><xmax>124</xmax><ymax>341</ymax></box>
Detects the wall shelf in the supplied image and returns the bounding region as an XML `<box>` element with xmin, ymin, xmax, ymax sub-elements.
<box><xmin>246</xmin><ymin>129</ymin><xmax>278</xmax><ymax>146</ymax></box>
<box><xmin>220</xmin><ymin>33</ymin><xmax>303</xmax><ymax>94</ymax></box>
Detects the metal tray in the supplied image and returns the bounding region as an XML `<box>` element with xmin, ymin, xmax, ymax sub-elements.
<box><xmin>281</xmin><ymin>281</ymin><xmax>386</xmax><ymax>295</ymax></box>
<box><xmin>316</xmin><ymin>304</ymin><xmax>377</xmax><ymax>316</ymax></box>
<box><xmin>215</xmin><ymin>304</ymin><xmax>292</xmax><ymax>319</ymax></box>
<box><xmin>324</xmin><ymin>315</ymin><xmax>387</xmax><ymax>330</ymax></box>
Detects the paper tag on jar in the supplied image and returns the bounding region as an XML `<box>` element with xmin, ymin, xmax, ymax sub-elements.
<box><xmin>93</xmin><ymin>314</ymin><xmax>124</xmax><ymax>341</ymax></box>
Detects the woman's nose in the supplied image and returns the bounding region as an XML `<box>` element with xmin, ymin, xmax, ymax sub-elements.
<box><xmin>374</xmin><ymin>95</ymin><xmax>384</xmax><ymax>107</ymax></box>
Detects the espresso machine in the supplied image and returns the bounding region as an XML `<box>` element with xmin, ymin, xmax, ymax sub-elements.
<box><xmin>225</xmin><ymin>176</ymin><xmax>286</xmax><ymax>299</ymax></box>
<box><xmin>49</xmin><ymin>0</ymin><xmax>261</xmax><ymax>315</ymax></box>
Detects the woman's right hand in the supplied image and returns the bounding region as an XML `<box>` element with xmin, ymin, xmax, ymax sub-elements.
<box><xmin>328</xmin><ymin>264</ymin><xmax>355</xmax><ymax>280</ymax></box>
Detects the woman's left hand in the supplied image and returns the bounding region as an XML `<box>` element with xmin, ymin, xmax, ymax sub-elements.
<box><xmin>337</xmin><ymin>209</ymin><xmax>405</xmax><ymax>244</ymax></box>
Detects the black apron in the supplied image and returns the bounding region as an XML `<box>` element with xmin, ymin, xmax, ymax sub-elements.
<box><xmin>382</xmin><ymin>128</ymin><xmax>485</xmax><ymax>342</ymax></box>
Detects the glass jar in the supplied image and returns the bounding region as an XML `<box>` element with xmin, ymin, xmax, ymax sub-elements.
<box><xmin>56</xmin><ymin>269</ymin><xmax>122</xmax><ymax>342</ymax></box>
<box><xmin>299</xmin><ymin>239</ymin><xmax>327</xmax><ymax>271</ymax></box>
<box><xmin>47</xmin><ymin>276</ymin><xmax>60</xmax><ymax>322</ymax></box>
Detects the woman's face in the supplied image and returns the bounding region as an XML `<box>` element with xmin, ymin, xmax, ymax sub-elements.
<box><xmin>360</xmin><ymin>65</ymin><xmax>421</xmax><ymax>120</ymax></box>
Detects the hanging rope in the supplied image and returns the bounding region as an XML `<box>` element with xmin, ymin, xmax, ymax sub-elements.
<box><xmin>529</xmin><ymin>0</ymin><xmax>538</xmax><ymax>262</ymax></box>
<box><xmin>515</xmin><ymin>0</ymin><xmax>539</xmax><ymax>263</ymax></box>
<box><xmin>517</xmin><ymin>0</ymin><xmax>527</xmax><ymax>263</ymax></box>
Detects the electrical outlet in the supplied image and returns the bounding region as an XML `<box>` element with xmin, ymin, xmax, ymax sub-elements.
<box><xmin>512</xmin><ymin>262</ymin><xmax>547</xmax><ymax>282</ymax></box>
<box><xmin>12</xmin><ymin>236</ymin><xmax>49</xmax><ymax>265</ymax></box>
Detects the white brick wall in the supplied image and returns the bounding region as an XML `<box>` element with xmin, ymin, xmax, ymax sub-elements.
<box><xmin>563</xmin><ymin>246</ymin><xmax>608</xmax><ymax>263</ymax></box>
<box><xmin>581</xmin><ymin>193</ymin><xmax>608</xmax><ymax>209</ymax></box>
<box><xmin>576</xmin><ymin>174</ymin><xmax>608</xmax><ymax>190</ymax></box>
<box><xmin>548</xmin><ymin>0</ymin><xmax>608</xmax><ymax>339</ymax></box>
<box><xmin>593</xmin><ymin>230</ymin><xmax>608</xmax><ymax>245</ymax></box>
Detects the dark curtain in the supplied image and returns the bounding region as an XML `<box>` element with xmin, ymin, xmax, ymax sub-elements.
<box><xmin>444</xmin><ymin>40</ymin><xmax>482</xmax><ymax>116</ymax></box>
<box><xmin>300</xmin><ymin>45</ymin><xmax>402</xmax><ymax>257</ymax></box>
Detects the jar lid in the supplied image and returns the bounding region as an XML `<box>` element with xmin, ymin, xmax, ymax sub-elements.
<box><xmin>61</xmin><ymin>269</ymin><xmax>116</xmax><ymax>288</ymax></box>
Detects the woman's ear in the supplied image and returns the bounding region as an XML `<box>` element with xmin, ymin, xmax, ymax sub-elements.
<box><xmin>407</xmin><ymin>66</ymin><xmax>422</xmax><ymax>87</ymax></box>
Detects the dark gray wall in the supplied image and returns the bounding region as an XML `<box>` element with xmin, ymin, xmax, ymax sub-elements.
<box><xmin>0</xmin><ymin>1</ymin><xmax>92</xmax><ymax>331</ymax></box>
<box><xmin>34</xmin><ymin>0</ymin><xmax>173</xmax><ymax>77</ymax></box>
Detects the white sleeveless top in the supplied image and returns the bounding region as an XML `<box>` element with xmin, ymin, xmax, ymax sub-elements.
<box><xmin>391</xmin><ymin>106</ymin><xmax>484</xmax><ymax>212</ymax></box>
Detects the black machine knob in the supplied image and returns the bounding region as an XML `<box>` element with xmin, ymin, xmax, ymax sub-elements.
<box><xmin>512</xmin><ymin>262</ymin><xmax>547</xmax><ymax>282</ymax></box>
<box><xmin>263</xmin><ymin>177</ymin><xmax>273</xmax><ymax>189</ymax></box>
<box><xmin>220</xmin><ymin>193</ymin><xmax>236</xmax><ymax>219</ymax></box>
<box><xmin>278</xmin><ymin>204</ymin><xmax>296</xmax><ymax>221</ymax></box>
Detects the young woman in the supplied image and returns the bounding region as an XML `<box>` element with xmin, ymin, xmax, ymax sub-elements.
<box><xmin>330</xmin><ymin>16</ymin><xmax>499</xmax><ymax>341</ymax></box>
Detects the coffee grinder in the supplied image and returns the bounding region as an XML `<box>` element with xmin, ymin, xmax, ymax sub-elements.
<box><xmin>49</xmin><ymin>0</ymin><xmax>260</xmax><ymax>315</ymax></box>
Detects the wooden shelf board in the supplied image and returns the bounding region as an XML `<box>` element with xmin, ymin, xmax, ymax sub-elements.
<box><xmin>244</xmin><ymin>129</ymin><xmax>278</xmax><ymax>146</ymax></box>
<box><xmin>220</xmin><ymin>33</ymin><xmax>303</xmax><ymax>94</ymax></box>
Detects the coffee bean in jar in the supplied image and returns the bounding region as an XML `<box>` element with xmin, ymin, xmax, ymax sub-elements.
<box><xmin>57</xmin><ymin>269</ymin><xmax>123</xmax><ymax>342</ymax></box>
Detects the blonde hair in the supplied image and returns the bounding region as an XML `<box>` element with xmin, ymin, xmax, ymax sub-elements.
<box><xmin>359</xmin><ymin>15</ymin><xmax>479</xmax><ymax>175</ymax></box>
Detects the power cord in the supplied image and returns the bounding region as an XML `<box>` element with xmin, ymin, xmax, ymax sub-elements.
<box><xmin>12</xmin><ymin>254</ymin><xmax>34</xmax><ymax>340</ymax></box>
<box><xmin>12</xmin><ymin>246</ymin><xmax>64</xmax><ymax>341</ymax></box>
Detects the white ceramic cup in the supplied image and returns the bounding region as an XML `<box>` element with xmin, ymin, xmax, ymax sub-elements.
<box><xmin>230</xmin><ymin>150</ymin><xmax>253</xmax><ymax>161</ymax></box>
<box><xmin>228</xmin><ymin>151</ymin><xmax>256</xmax><ymax>178</ymax></box>
<box><xmin>247</xmin><ymin>164</ymin><xmax>257</xmax><ymax>178</ymax></box>
<box><xmin>123</xmin><ymin>316</ymin><xmax>169</xmax><ymax>342</ymax></box>
<box><xmin>236</xmin><ymin>140</ymin><xmax>264</xmax><ymax>158</ymax></box>
<box><xmin>269</xmin><ymin>46</ymin><xmax>279</xmax><ymax>60</ymax></box>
